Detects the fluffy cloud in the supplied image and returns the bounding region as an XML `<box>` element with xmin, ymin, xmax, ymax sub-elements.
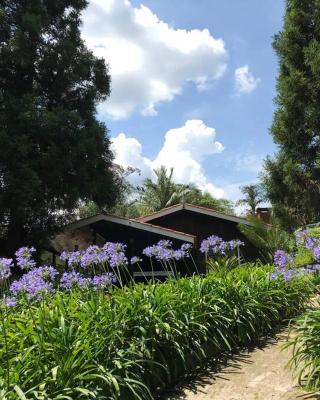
<box><xmin>111</xmin><ymin>120</ymin><xmax>225</xmax><ymax>197</ymax></box>
<box><xmin>82</xmin><ymin>0</ymin><xmax>227</xmax><ymax>119</ymax></box>
<box><xmin>234</xmin><ymin>65</ymin><xmax>260</xmax><ymax>94</ymax></box>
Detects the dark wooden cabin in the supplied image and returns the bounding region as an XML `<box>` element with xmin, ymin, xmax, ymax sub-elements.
<box><xmin>52</xmin><ymin>213</ymin><xmax>196</xmax><ymax>280</ymax></box>
<box><xmin>137</xmin><ymin>203</ymin><xmax>258</xmax><ymax>260</ymax></box>
<box><xmin>51</xmin><ymin>204</ymin><xmax>257</xmax><ymax>279</ymax></box>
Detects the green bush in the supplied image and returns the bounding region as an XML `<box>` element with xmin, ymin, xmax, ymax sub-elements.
<box><xmin>287</xmin><ymin>307</ymin><xmax>320</xmax><ymax>390</ymax></box>
<box><xmin>307</xmin><ymin>227</ymin><xmax>320</xmax><ymax>239</ymax></box>
<box><xmin>238</xmin><ymin>216</ymin><xmax>294</xmax><ymax>263</ymax></box>
<box><xmin>294</xmin><ymin>247</ymin><xmax>315</xmax><ymax>267</ymax></box>
<box><xmin>0</xmin><ymin>266</ymin><xmax>314</xmax><ymax>399</ymax></box>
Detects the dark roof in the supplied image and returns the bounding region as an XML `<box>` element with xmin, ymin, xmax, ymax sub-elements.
<box><xmin>66</xmin><ymin>213</ymin><xmax>196</xmax><ymax>243</ymax></box>
<box><xmin>137</xmin><ymin>203</ymin><xmax>252</xmax><ymax>226</ymax></box>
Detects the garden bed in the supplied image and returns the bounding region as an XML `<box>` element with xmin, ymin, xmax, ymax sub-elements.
<box><xmin>0</xmin><ymin>265</ymin><xmax>314</xmax><ymax>399</ymax></box>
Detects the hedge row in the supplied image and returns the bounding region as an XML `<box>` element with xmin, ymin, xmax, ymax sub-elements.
<box><xmin>0</xmin><ymin>265</ymin><xmax>314</xmax><ymax>399</ymax></box>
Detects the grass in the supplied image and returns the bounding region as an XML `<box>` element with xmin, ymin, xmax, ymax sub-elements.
<box><xmin>0</xmin><ymin>264</ymin><xmax>315</xmax><ymax>399</ymax></box>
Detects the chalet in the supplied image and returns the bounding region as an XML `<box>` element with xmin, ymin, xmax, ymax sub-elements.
<box><xmin>137</xmin><ymin>203</ymin><xmax>257</xmax><ymax>260</ymax></box>
<box><xmin>51</xmin><ymin>204</ymin><xmax>257</xmax><ymax>278</ymax></box>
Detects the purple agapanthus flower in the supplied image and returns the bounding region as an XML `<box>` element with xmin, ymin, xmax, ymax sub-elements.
<box><xmin>295</xmin><ymin>229</ymin><xmax>320</xmax><ymax>250</ymax></box>
<box><xmin>92</xmin><ymin>273</ymin><xmax>115</xmax><ymax>290</ymax></box>
<box><xmin>200</xmin><ymin>235</ymin><xmax>244</xmax><ymax>256</ymax></box>
<box><xmin>80</xmin><ymin>245</ymin><xmax>103</xmax><ymax>268</ymax></box>
<box><xmin>10</xmin><ymin>268</ymin><xmax>56</xmax><ymax>300</ymax></box>
<box><xmin>3</xmin><ymin>296</ymin><xmax>17</xmax><ymax>307</ymax></box>
<box><xmin>130</xmin><ymin>256</ymin><xmax>142</xmax><ymax>265</ymax></box>
<box><xmin>60</xmin><ymin>271</ymin><xmax>89</xmax><ymax>290</ymax></box>
<box><xmin>312</xmin><ymin>245</ymin><xmax>320</xmax><ymax>261</ymax></box>
<box><xmin>200</xmin><ymin>235</ymin><xmax>226</xmax><ymax>255</ymax></box>
<box><xmin>173</xmin><ymin>249</ymin><xmax>185</xmax><ymax>261</ymax></box>
<box><xmin>0</xmin><ymin>258</ymin><xmax>13</xmax><ymax>280</ymax></box>
<box><xmin>143</xmin><ymin>240</ymin><xmax>192</xmax><ymax>262</ymax></box>
<box><xmin>274</xmin><ymin>250</ymin><xmax>292</xmax><ymax>268</ymax></box>
<box><xmin>270</xmin><ymin>268</ymin><xmax>297</xmax><ymax>282</ymax></box>
<box><xmin>228</xmin><ymin>239</ymin><xmax>245</xmax><ymax>251</ymax></box>
<box><xmin>15</xmin><ymin>246</ymin><xmax>36</xmax><ymax>270</ymax></box>
<box><xmin>181</xmin><ymin>243</ymin><xmax>192</xmax><ymax>252</ymax></box>
<box><xmin>60</xmin><ymin>250</ymin><xmax>83</xmax><ymax>268</ymax></box>
<box><xmin>143</xmin><ymin>242</ymin><xmax>174</xmax><ymax>261</ymax></box>
<box><xmin>142</xmin><ymin>246</ymin><xmax>154</xmax><ymax>258</ymax></box>
<box><xmin>103</xmin><ymin>242</ymin><xmax>128</xmax><ymax>268</ymax></box>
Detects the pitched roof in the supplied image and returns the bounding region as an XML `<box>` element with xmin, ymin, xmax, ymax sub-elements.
<box><xmin>137</xmin><ymin>203</ymin><xmax>252</xmax><ymax>226</ymax></box>
<box><xmin>66</xmin><ymin>213</ymin><xmax>196</xmax><ymax>243</ymax></box>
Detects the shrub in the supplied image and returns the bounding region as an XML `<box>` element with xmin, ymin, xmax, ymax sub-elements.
<box><xmin>307</xmin><ymin>227</ymin><xmax>320</xmax><ymax>239</ymax></box>
<box><xmin>287</xmin><ymin>308</ymin><xmax>320</xmax><ymax>390</ymax></box>
<box><xmin>294</xmin><ymin>247</ymin><xmax>315</xmax><ymax>267</ymax></box>
<box><xmin>0</xmin><ymin>265</ymin><xmax>314</xmax><ymax>399</ymax></box>
<box><xmin>238</xmin><ymin>216</ymin><xmax>294</xmax><ymax>263</ymax></box>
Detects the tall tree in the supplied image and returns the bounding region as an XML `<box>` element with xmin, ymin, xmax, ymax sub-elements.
<box><xmin>262</xmin><ymin>0</ymin><xmax>320</xmax><ymax>229</ymax></box>
<box><xmin>236</xmin><ymin>184</ymin><xmax>263</xmax><ymax>216</ymax></box>
<box><xmin>184</xmin><ymin>188</ymin><xmax>234</xmax><ymax>214</ymax></box>
<box><xmin>137</xmin><ymin>166</ymin><xmax>186</xmax><ymax>213</ymax></box>
<box><xmin>0</xmin><ymin>0</ymin><xmax>119</xmax><ymax>254</ymax></box>
<box><xmin>136</xmin><ymin>166</ymin><xmax>234</xmax><ymax>215</ymax></box>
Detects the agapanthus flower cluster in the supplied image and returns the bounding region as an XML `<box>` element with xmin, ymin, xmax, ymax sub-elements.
<box><xmin>130</xmin><ymin>256</ymin><xmax>142</xmax><ymax>265</ymax></box>
<box><xmin>103</xmin><ymin>242</ymin><xmax>128</xmax><ymax>268</ymax></box>
<box><xmin>60</xmin><ymin>250</ymin><xmax>83</xmax><ymax>267</ymax></box>
<box><xmin>270</xmin><ymin>263</ymin><xmax>320</xmax><ymax>282</ymax></box>
<box><xmin>0</xmin><ymin>258</ymin><xmax>13</xmax><ymax>280</ymax></box>
<box><xmin>295</xmin><ymin>229</ymin><xmax>320</xmax><ymax>261</ymax></box>
<box><xmin>295</xmin><ymin>230</ymin><xmax>317</xmax><ymax>249</ymax></box>
<box><xmin>270</xmin><ymin>268</ymin><xmax>298</xmax><ymax>282</ymax></box>
<box><xmin>60</xmin><ymin>243</ymin><xmax>128</xmax><ymax>270</ymax></box>
<box><xmin>59</xmin><ymin>271</ymin><xmax>89</xmax><ymax>290</ymax></box>
<box><xmin>142</xmin><ymin>240</ymin><xmax>192</xmax><ymax>262</ymax></box>
<box><xmin>92</xmin><ymin>273</ymin><xmax>116</xmax><ymax>290</ymax></box>
<box><xmin>3</xmin><ymin>296</ymin><xmax>17</xmax><ymax>307</ymax></box>
<box><xmin>10</xmin><ymin>266</ymin><xmax>58</xmax><ymax>300</ymax></box>
<box><xmin>200</xmin><ymin>235</ymin><xmax>244</xmax><ymax>256</ymax></box>
<box><xmin>80</xmin><ymin>245</ymin><xmax>105</xmax><ymax>267</ymax></box>
<box><xmin>15</xmin><ymin>246</ymin><xmax>36</xmax><ymax>270</ymax></box>
<box><xmin>274</xmin><ymin>250</ymin><xmax>292</xmax><ymax>269</ymax></box>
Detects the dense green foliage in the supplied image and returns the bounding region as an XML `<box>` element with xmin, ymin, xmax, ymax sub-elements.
<box><xmin>133</xmin><ymin>166</ymin><xmax>234</xmax><ymax>216</ymax></box>
<box><xmin>294</xmin><ymin>247</ymin><xmax>315</xmax><ymax>267</ymax></box>
<box><xmin>0</xmin><ymin>0</ymin><xmax>119</xmax><ymax>253</ymax></box>
<box><xmin>0</xmin><ymin>266</ymin><xmax>314</xmax><ymax>399</ymax></box>
<box><xmin>79</xmin><ymin>165</ymin><xmax>234</xmax><ymax>219</ymax></box>
<box><xmin>262</xmin><ymin>0</ymin><xmax>320</xmax><ymax>229</ymax></box>
<box><xmin>238</xmin><ymin>216</ymin><xmax>293</xmax><ymax>262</ymax></box>
<box><xmin>287</xmin><ymin>307</ymin><xmax>320</xmax><ymax>390</ymax></box>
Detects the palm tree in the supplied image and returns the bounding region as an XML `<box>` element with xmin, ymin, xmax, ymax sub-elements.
<box><xmin>236</xmin><ymin>184</ymin><xmax>264</xmax><ymax>216</ymax></box>
<box><xmin>137</xmin><ymin>166</ymin><xmax>234</xmax><ymax>215</ymax></box>
<box><xmin>138</xmin><ymin>166</ymin><xmax>192</xmax><ymax>213</ymax></box>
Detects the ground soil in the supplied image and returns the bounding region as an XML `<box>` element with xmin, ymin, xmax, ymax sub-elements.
<box><xmin>163</xmin><ymin>334</ymin><xmax>320</xmax><ymax>400</ymax></box>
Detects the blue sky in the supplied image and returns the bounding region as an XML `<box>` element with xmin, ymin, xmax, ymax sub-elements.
<box><xmin>82</xmin><ymin>0</ymin><xmax>285</xmax><ymax>203</ymax></box>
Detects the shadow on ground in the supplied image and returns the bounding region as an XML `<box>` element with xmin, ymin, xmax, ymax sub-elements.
<box><xmin>159</xmin><ymin>334</ymin><xmax>320</xmax><ymax>400</ymax></box>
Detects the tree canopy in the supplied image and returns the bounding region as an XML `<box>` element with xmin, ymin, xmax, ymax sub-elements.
<box><xmin>0</xmin><ymin>0</ymin><xmax>120</xmax><ymax>253</ymax></box>
<box><xmin>236</xmin><ymin>184</ymin><xmax>264</xmax><ymax>216</ymax></box>
<box><xmin>262</xmin><ymin>0</ymin><xmax>320</xmax><ymax>229</ymax></box>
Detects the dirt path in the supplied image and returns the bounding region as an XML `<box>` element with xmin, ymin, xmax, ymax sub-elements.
<box><xmin>163</xmin><ymin>334</ymin><xmax>320</xmax><ymax>400</ymax></box>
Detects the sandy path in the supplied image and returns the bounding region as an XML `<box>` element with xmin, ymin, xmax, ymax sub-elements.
<box><xmin>163</xmin><ymin>334</ymin><xmax>320</xmax><ymax>400</ymax></box>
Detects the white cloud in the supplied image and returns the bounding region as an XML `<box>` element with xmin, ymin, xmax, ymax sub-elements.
<box><xmin>82</xmin><ymin>0</ymin><xmax>227</xmax><ymax>119</ymax></box>
<box><xmin>234</xmin><ymin>65</ymin><xmax>260</xmax><ymax>94</ymax></box>
<box><xmin>235</xmin><ymin>154</ymin><xmax>264</xmax><ymax>173</ymax></box>
<box><xmin>111</xmin><ymin>120</ymin><xmax>225</xmax><ymax>198</ymax></box>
